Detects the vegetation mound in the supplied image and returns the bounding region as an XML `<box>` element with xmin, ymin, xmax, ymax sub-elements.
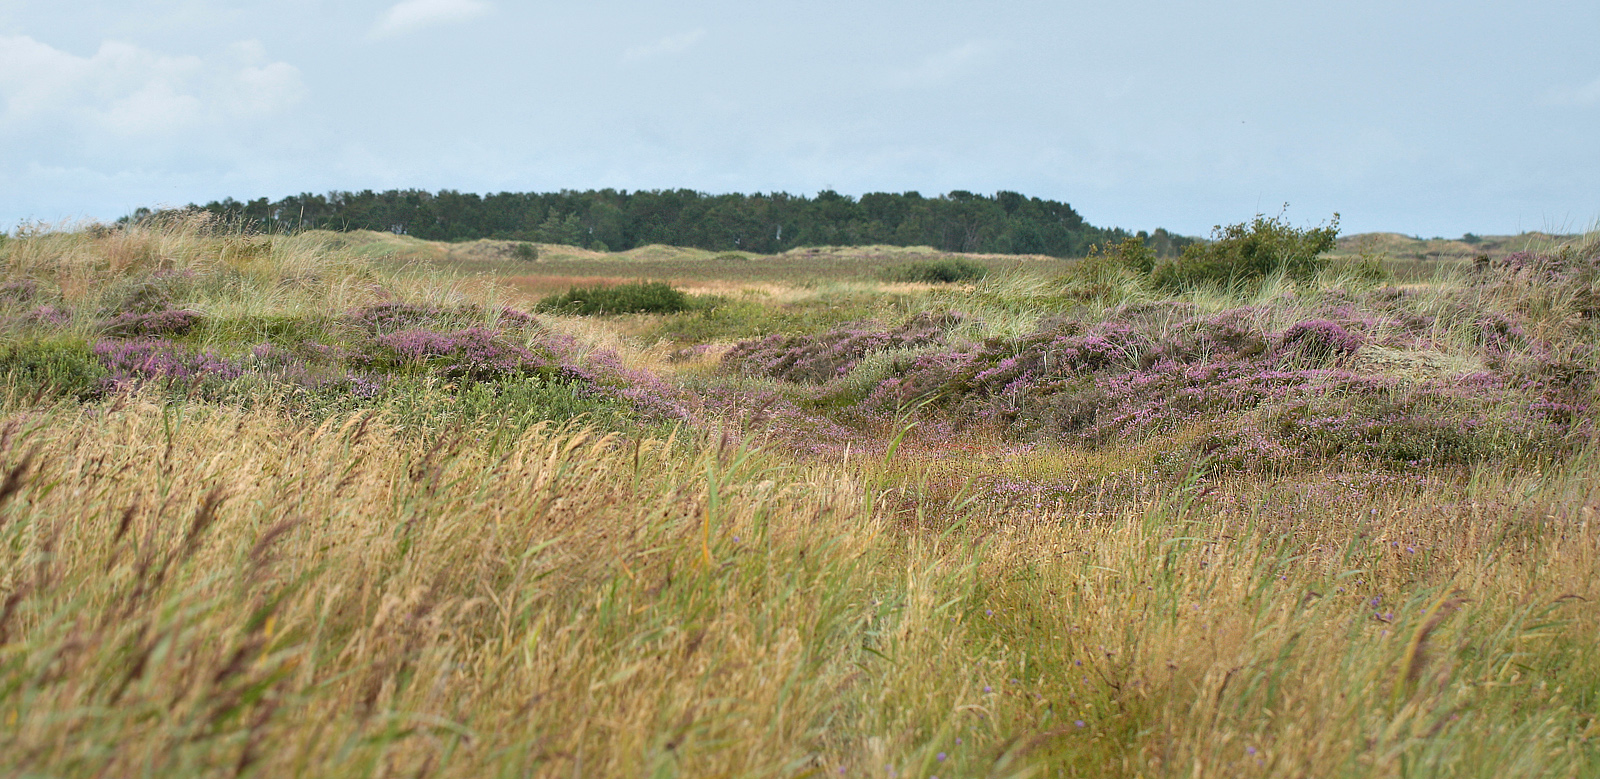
<box><xmin>533</xmin><ymin>281</ymin><xmax>694</xmax><ymax>315</ymax></box>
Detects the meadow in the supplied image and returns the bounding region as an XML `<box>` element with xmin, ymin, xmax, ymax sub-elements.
<box><xmin>0</xmin><ymin>213</ymin><xmax>1597</xmax><ymax>778</ymax></box>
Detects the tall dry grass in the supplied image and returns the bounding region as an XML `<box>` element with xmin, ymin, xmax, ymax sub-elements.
<box><xmin>0</xmin><ymin>390</ymin><xmax>1595</xmax><ymax>777</ymax></box>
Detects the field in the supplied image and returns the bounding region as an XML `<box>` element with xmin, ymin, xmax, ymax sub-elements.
<box><xmin>1</xmin><ymin>215</ymin><xmax>1598</xmax><ymax>778</ymax></box>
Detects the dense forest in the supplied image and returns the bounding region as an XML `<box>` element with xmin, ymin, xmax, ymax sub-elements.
<box><xmin>177</xmin><ymin>189</ymin><xmax>1193</xmax><ymax>257</ymax></box>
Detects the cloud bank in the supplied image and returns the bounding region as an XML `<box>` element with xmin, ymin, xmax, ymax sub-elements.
<box><xmin>0</xmin><ymin>35</ymin><xmax>305</xmax><ymax>140</ymax></box>
<box><xmin>371</xmin><ymin>0</ymin><xmax>492</xmax><ymax>39</ymax></box>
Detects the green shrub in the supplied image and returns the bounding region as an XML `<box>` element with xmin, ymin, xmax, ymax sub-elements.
<box><xmin>1151</xmin><ymin>212</ymin><xmax>1339</xmax><ymax>291</ymax></box>
<box><xmin>511</xmin><ymin>242</ymin><xmax>539</xmax><ymax>262</ymax></box>
<box><xmin>344</xmin><ymin>376</ymin><xmax>631</xmax><ymax>436</ymax></box>
<box><xmin>534</xmin><ymin>281</ymin><xmax>692</xmax><ymax>315</ymax></box>
<box><xmin>1091</xmin><ymin>236</ymin><xmax>1158</xmax><ymax>275</ymax></box>
<box><xmin>885</xmin><ymin>257</ymin><xmax>989</xmax><ymax>284</ymax></box>
<box><xmin>0</xmin><ymin>340</ymin><xmax>108</xmax><ymax>399</ymax></box>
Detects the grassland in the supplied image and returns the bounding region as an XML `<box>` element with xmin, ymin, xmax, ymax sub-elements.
<box><xmin>1</xmin><ymin>214</ymin><xmax>1598</xmax><ymax>778</ymax></box>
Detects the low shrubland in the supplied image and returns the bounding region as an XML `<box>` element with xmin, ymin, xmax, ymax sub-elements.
<box><xmin>1</xmin><ymin>216</ymin><xmax>1597</xmax><ymax>778</ymax></box>
<box><xmin>720</xmin><ymin>236</ymin><xmax>1599</xmax><ymax>477</ymax></box>
<box><xmin>0</xmin><ymin>215</ymin><xmax>683</xmax><ymax>427</ymax></box>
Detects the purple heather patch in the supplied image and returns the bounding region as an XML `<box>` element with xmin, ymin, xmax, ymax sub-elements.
<box><xmin>345</xmin><ymin>301</ymin><xmax>538</xmax><ymax>333</ymax></box>
<box><xmin>94</xmin><ymin>338</ymin><xmax>243</xmax><ymax>386</ymax></box>
<box><xmin>721</xmin><ymin>311</ymin><xmax>960</xmax><ymax>384</ymax></box>
<box><xmin>15</xmin><ymin>305</ymin><xmax>71</xmax><ymax>328</ymax></box>
<box><xmin>722</xmin><ymin>297</ymin><xmax>1598</xmax><ymax>472</ymax></box>
<box><xmin>1277</xmin><ymin>319</ymin><xmax>1364</xmax><ymax>361</ymax></box>
<box><xmin>0</xmin><ymin>279</ymin><xmax>41</xmax><ymax>303</ymax></box>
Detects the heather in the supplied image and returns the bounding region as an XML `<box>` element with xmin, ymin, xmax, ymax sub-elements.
<box><xmin>1</xmin><ymin>217</ymin><xmax>1598</xmax><ymax>778</ymax></box>
<box><xmin>712</xmin><ymin>250</ymin><xmax>1599</xmax><ymax>474</ymax></box>
<box><xmin>720</xmin><ymin>310</ymin><xmax>960</xmax><ymax>383</ymax></box>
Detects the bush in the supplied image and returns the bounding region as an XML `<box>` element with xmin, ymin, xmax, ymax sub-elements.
<box><xmin>1091</xmin><ymin>236</ymin><xmax>1158</xmax><ymax>275</ymax></box>
<box><xmin>535</xmin><ymin>281</ymin><xmax>692</xmax><ymax>315</ymax></box>
<box><xmin>885</xmin><ymin>257</ymin><xmax>989</xmax><ymax>284</ymax></box>
<box><xmin>0</xmin><ymin>341</ymin><xmax>109</xmax><ymax>399</ymax></box>
<box><xmin>512</xmin><ymin>243</ymin><xmax>539</xmax><ymax>262</ymax></box>
<box><xmin>1150</xmin><ymin>212</ymin><xmax>1339</xmax><ymax>291</ymax></box>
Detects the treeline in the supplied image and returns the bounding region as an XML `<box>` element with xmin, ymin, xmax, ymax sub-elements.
<box><xmin>181</xmin><ymin>188</ymin><xmax>1194</xmax><ymax>257</ymax></box>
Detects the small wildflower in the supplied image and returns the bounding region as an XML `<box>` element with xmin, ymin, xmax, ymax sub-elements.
<box><xmin>1074</xmin><ymin>720</ymin><xmax>1086</xmax><ymax>728</ymax></box>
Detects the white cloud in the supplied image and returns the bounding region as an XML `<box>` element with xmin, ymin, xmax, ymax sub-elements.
<box><xmin>621</xmin><ymin>29</ymin><xmax>706</xmax><ymax>65</ymax></box>
<box><xmin>0</xmin><ymin>35</ymin><xmax>306</xmax><ymax>138</ymax></box>
<box><xmin>371</xmin><ymin>0</ymin><xmax>491</xmax><ymax>39</ymax></box>
<box><xmin>885</xmin><ymin>41</ymin><xmax>990</xmax><ymax>88</ymax></box>
<box><xmin>1545</xmin><ymin>74</ymin><xmax>1600</xmax><ymax>107</ymax></box>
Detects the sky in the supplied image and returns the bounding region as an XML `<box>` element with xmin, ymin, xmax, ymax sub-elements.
<box><xmin>2</xmin><ymin>0</ymin><xmax>1597</xmax><ymax>238</ymax></box>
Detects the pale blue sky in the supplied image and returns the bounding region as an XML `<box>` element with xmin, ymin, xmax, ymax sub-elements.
<box><xmin>3</xmin><ymin>0</ymin><xmax>1597</xmax><ymax>237</ymax></box>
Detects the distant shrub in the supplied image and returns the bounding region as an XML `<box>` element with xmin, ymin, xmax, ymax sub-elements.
<box><xmin>1150</xmin><ymin>212</ymin><xmax>1339</xmax><ymax>291</ymax></box>
<box><xmin>535</xmin><ymin>281</ymin><xmax>691</xmax><ymax>315</ymax></box>
<box><xmin>512</xmin><ymin>243</ymin><xmax>539</xmax><ymax>262</ymax></box>
<box><xmin>886</xmin><ymin>258</ymin><xmax>989</xmax><ymax>284</ymax></box>
<box><xmin>1090</xmin><ymin>236</ymin><xmax>1158</xmax><ymax>275</ymax></box>
<box><xmin>588</xmin><ymin>241</ymin><xmax>610</xmax><ymax>253</ymax></box>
